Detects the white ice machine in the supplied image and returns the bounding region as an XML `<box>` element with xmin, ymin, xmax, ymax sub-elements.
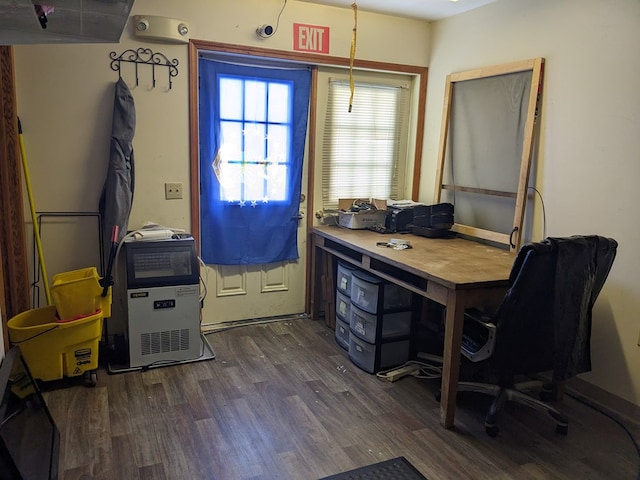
<box><xmin>123</xmin><ymin>237</ymin><xmax>202</xmax><ymax>368</ymax></box>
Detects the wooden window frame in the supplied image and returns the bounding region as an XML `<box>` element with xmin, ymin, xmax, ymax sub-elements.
<box><xmin>321</xmin><ymin>77</ymin><xmax>411</xmax><ymax>211</ymax></box>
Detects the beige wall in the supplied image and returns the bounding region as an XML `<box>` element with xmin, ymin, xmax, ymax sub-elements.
<box><xmin>421</xmin><ymin>0</ymin><xmax>640</xmax><ymax>406</ymax></box>
<box><xmin>13</xmin><ymin>0</ymin><xmax>428</xmax><ymax>243</ymax></box>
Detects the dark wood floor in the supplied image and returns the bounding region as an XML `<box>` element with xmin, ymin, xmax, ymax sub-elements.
<box><xmin>43</xmin><ymin>318</ymin><xmax>639</xmax><ymax>480</ymax></box>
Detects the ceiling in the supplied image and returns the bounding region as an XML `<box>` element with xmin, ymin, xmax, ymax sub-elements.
<box><xmin>295</xmin><ymin>0</ymin><xmax>496</xmax><ymax>21</ymax></box>
<box><xmin>0</xmin><ymin>0</ymin><xmax>497</xmax><ymax>46</ymax></box>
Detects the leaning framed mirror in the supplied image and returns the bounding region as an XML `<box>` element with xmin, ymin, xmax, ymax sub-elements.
<box><xmin>434</xmin><ymin>58</ymin><xmax>545</xmax><ymax>251</ymax></box>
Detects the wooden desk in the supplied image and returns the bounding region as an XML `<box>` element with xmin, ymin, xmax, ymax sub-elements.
<box><xmin>309</xmin><ymin>225</ymin><xmax>515</xmax><ymax>429</ymax></box>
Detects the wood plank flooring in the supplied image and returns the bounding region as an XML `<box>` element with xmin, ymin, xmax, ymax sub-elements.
<box><xmin>43</xmin><ymin>318</ymin><xmax>640</xmax><ymax>480</ymax></box>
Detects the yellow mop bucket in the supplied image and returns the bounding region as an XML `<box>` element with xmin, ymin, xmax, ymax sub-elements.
<box><xmin>8</xmin><ymin>265</ymin><xmax>113</xmax><ymax>383</ymax></box>
<box><xmin>8</xmin><ymin>305</ymin><xmax>104</xmax><ymax>382</ymax></box>
<box><xmin>51</xmin><ymin>266</ymin><xmax>112</xmax><ymax>320</ymax></box>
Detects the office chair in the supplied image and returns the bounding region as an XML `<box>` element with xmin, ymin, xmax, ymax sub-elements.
<box><xmin>457</xmin><ymin>235</ymin><xmax>618</xmax><ymax>437</ymax></box>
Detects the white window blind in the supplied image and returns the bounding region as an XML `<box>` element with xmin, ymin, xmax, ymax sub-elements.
<box><xmin>321</xmin><ymin>79</ymin><xmax>409</xmax><ymax>211</ymax></box>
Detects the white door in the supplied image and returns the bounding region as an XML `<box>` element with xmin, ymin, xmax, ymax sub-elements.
<box><xmin>197</xmin><ymin>60</ymin><xmax>312</xmax><ymax>327</ymax></box>
<box><xmin>201</xmin><ymin>147</ymin><xmax>309</xmax><ymax>326</ymax></box>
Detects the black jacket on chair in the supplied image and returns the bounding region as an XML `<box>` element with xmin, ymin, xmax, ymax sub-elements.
<box><xmin>490</xmin><ymin>235</ymin><xmax>617</xmax><ymax>382</ymax></box>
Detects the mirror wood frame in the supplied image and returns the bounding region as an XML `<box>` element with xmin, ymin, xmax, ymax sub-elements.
<box><xmin>434</xmin><ymin>57</ymin><xmax>545</xmax><ymax>251</ymax></box>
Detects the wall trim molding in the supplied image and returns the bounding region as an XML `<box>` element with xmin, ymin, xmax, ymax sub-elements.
<box><xmin>0</xmin><ymin>46</ymin><xmax>30</xmax><ymax>347</ymax></box>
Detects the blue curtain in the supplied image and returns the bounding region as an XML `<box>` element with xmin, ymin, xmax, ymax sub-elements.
<box><xmin>199</xmin><ymin>58</ymin><xmax>311</xmax><ymax>265</ymax></box>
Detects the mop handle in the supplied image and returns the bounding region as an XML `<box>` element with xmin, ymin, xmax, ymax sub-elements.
<box><xmin>18</xmin><ymin>118</ymin><xmax>52</xmax><ymax>305</ymax></box>
<box><xmin>111</xmin><ymin>225</ymin><xmax>119</xmax><ymax>244</ymax></box>
<box><xmin>101</xmin><ymin>225</ymin><xmax>119</xmax><ymax>297</ymax></box>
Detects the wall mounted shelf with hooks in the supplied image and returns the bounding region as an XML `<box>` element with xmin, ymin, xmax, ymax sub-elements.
<box><xmin>109</xmin><ymin>48</ymin><xmax>179</xmax><ymax>90</ymax></box>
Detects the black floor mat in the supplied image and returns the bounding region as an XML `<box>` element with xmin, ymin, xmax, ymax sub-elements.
<box><xmin>318</xmin><ymin>456</ymin><xmax>427</xmax><ymax>480</ymax></box>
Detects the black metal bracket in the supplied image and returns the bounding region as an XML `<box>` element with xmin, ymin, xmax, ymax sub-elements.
<box><xmin>109</xmin><ymin>48</ymin><xmax>179</xmax><ymax>90</ymax></box>
<box><xmin>509</xmin><ymin>226</ymin><xmax>519</xmax><ymax>249</ymax></box>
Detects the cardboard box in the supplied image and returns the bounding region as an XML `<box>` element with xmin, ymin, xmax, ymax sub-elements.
<box><xmin>338</xmin><ymin>198</ymin><xmax>387</xmax><ymax>229</ymax></box>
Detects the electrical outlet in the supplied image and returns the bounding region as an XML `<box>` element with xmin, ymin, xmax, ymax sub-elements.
<box><xmin>165</xmin><ymin>182</ymin><xmax>183</xmax><ymax>200</ymax></box>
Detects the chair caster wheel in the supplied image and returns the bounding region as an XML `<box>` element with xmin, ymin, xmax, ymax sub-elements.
<box><xmin>485</xmin><ymin>425</ymin><xmax>499</xmax><ymax>438</ymax></box>
<box><xmin>539</xmin><ymin>389</ymin><xmax>553</xmax><ymax>402</ymax></box>
<box><xmin>555</xmin><ymin>424</ymin><xmax>568</xmax><ymax>435</ymax></box>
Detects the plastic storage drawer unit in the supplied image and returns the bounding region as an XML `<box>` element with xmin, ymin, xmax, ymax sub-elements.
<box><xmin>349</xmin><ymin>304</ymin><xmax>412</xmax><ymax>344</ymax></box>
<box><xmin>336</xmin><ymin>290</ymin><xmax>351</xmax><ymax>322</ymax></box>
<box><xmin>348</xmin><ymin>334</ymin><xmax>410</xmax><ymax>374</ymax></box>
<box><xmin>335</xmin><ymin>316</ymin><xmax>350</xmax><ymax>350</ymax></box>
<box><xmin>350</xmin><ymin>270</ymin><xmax>413</xmax><ymax>315</ymax></box>
<box><xmin>336</xmin><ymin>262</ymin><xmax>356</xmax><ymax>297</ymax></box>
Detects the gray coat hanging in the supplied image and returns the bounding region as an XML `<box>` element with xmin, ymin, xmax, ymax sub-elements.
<box><xmin>99</xmin><ymin>77</ymin><xmax>135</xmax><ymax>265</ymax></box>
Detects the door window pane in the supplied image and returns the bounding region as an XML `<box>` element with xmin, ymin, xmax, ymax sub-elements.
<box><xmin>219</xmin><ymin>78</ymin><xmax>243</xmax><ymax>119</ymax></box>
<box><xmin>215</xmin><ymin>75</ymin><xmax>293</xmax><ymax>203</ymax></box>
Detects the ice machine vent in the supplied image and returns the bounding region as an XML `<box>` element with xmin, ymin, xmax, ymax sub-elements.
<box><xmin>141</xmin><ymin>329</ymin><xmax>190</xmax><ymax>355</ymax></box>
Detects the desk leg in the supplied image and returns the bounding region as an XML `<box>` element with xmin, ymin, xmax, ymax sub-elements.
<box><xmin>440</xmin><ymin>289</ymin><xmax>465</xmax><ymax>429</ymax></box>
<box><xmin>322</xmin><ymin>254</ymin><xmax>336</xmax><ymax>328</ymax></box>
<box><xmin>308</xmin><ymin>234</ymin><xmax>326</xmax><ymax>321</ymax></box>
<box><xmin>307</xmin><ymin>234</ymin><xmax>335</xmax><ymax>327</ymax></box>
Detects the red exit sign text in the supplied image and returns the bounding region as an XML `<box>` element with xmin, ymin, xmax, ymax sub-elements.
<box><xmin>293</xmin><ymin>23</ymin><xmax>330</xmax><ymax>54</ymax></box>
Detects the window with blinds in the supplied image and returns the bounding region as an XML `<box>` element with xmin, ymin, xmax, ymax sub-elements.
<box><xmin>321</xmin><ymin>79</ymin><xmax>409</xmax><ymax>212</ymax></box>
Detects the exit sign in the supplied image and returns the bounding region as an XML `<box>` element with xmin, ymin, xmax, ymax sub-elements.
<box><xmin>293</xmin><ymin>23</ymin><xmax>330</xmax><ymax>54</ymax></box>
